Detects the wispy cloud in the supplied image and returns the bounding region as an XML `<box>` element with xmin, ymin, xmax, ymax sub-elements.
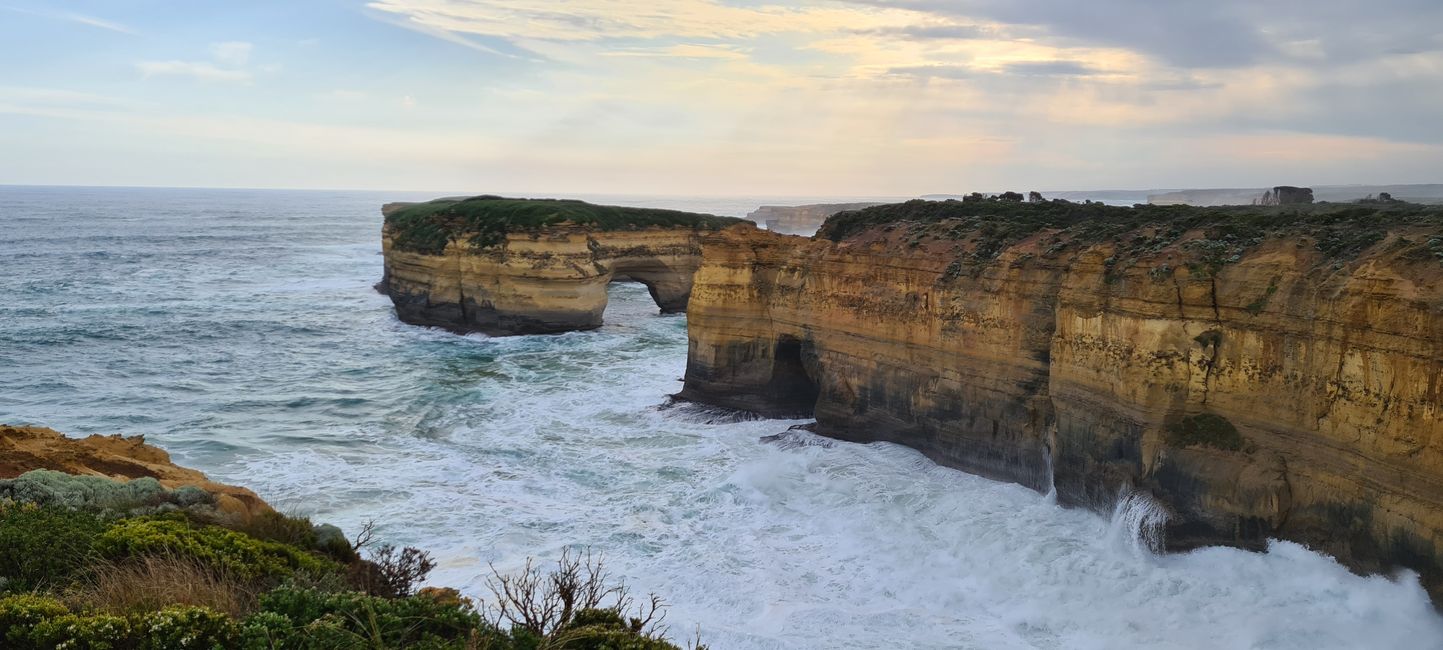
<box><xmin>602</xmin><ymin>44</ymin><xmax>749</xmax><ymax>60</ymax></box>
<box><xmin>2</xmin><ymin>6</ymin><xmax>135</xmax><ymax>34</ymax></box>
<box><xmin>210</xmin><ymin>42</ymin><xmax>253</xmax><ymax>67</ymax></box>
<box><xmin>136</xmin><ymin>42</ymin><xmax>256</xmax><ymax>82</ymax></box>
<box><xmin>136</xmin><ymin>61</ymin><xmax>252</xmax><ymax>82</ymax></box>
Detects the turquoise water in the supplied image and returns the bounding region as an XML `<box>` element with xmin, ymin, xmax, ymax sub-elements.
<box><xmin>2</xmin><ymin>185</ymin><xmax>1441</xmax><ymax>649</ymax></box>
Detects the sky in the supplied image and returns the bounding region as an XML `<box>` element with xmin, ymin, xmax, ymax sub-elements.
<box><xmin>1</xmin><ymin>0</ymin><xmax>1440</xmax><ymax>196</ymax></box>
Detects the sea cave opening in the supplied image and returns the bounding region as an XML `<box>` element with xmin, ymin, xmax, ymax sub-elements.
<box><xmin>767</xmin><ymin>335</ymin><xmax>821</xmax><ymax>418</ymax></box>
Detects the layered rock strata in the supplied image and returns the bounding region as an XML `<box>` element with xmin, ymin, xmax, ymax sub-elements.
<box><xmin>0</xmin><ymin>424</ymin><xmax>272</xmax><ymax>517</ymax></box>
<box><xmin>380</xmin><ymin>197</ymin><xmax>749</xmax><ymax>335</ymax></box>
<box><xmin>679</xmin><ymin>200</ymin><xmax>1443</xmax><ymax>601</ymax></box>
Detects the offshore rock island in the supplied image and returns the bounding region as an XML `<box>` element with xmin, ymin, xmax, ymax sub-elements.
<box><xmin>678</xmin><ymin>196</ymin><xmax>1443</xmax><ymax>601</ymax></box>
<box><xmin>379</xmin><ymin>196</ymin><xmax>749</xmax><ymax>335</ymax></box>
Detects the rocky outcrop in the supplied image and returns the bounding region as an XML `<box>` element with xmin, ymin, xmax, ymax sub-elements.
<box><xmin>747</xmin><ymin>203</ymin><xmax>884</xmax><ymax>236</ymax></box>
<box><xmin>379</xmin><ymin>197</ymin><xmax>750</xmax><ymax>335</ymax></box>
<box><xmin>679</xmin><ymin>200</ymin><xmax>1443</xmax><ymax>601</ymax></box>
<box><xmin>0</xmin><ymin>424</ymin><xmax>272</xmax><ymax>517</ymax></box>
<box><xmin>1255</xmin><ymin>186</ymin><xmax>1315</xmax><ymax>206</ymax></box>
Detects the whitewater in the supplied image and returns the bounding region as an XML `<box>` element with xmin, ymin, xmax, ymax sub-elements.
<box><xmin>2</xmin><ymin>185</ymin><xmax>1441</xmax><ymax>649</ymax></box>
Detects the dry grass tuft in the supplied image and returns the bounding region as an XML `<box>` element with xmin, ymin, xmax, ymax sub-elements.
<box><xmin>63</xmin><ymin>552</ymin><xmax>260</xmax><ymax>618</ymax></box>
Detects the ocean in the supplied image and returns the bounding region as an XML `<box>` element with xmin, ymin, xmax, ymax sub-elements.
<box><xmin>2</xmin><ymin>185</ymin><xmax>1440</xmax><ymax>649</ymax></box>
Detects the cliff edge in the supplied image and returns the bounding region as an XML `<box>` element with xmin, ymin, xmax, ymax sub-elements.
<box><xmin>680</xmin><ymin>197</ymin><xmax>1443</xmax><ymax>601</ymax></box>
<box><xmin>380</xmin><ymin>196</ymin><xmax>750</xmax><ymax>335</ymax></box>
<box><xmin>0</xmin><ymin>424</ymin><xmax>272</xmax><ymax>518</ymax></box>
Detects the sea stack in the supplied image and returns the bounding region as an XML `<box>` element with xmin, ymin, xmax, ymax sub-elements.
<box><xmin>379</xmin><ymin>196</ymin><xmax>750</xmax><ymax>335</ymax></box>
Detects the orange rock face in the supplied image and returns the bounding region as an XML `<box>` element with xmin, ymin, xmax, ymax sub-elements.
<box><xmin>0</xmin><ymin>425</ymin><xmax>272</xmax><ymax>518</ymax></box>
<box><xmin>680</xmin><ymin>220</ymin><xmax>1443</xmax><ymax>601</ymax></box>
<box><xmin>381</xmin><ymin>224</ymin><xmax>750</xmax><ymax>335</ymax></box>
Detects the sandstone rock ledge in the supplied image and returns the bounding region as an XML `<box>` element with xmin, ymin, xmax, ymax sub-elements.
<box><xmin>0</xmin><ymin>424</ymin><xmax>271</xmax><ymax>518</ymax></box>
<box><xmin>380</xmin><ymin>196</ymin><xmax>751</xmax><ymax>336</ymax></box>
<box><xmin>679</xmin><ymin>198</ymin><xmax>1443</xmax><ymax>602</ymax></box>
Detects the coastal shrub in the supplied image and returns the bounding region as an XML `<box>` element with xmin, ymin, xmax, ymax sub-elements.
<box><xmin>0</xmin><ymin>469</ymin><xmax>219</xmax><ymax>518</ymax></box>
<box><xmin>256</xmin><ymin>586</ymin><xmax>497</xmax><ymax>648</ymax></box>
<box><xmin>65</xmin><ymin>553</ymin><xmax>260</xmax><ymax>618</ymax></box>
<box><xmin>28</xmin><ymin>611</ymin><xmax>134</xmax><ymax>649</ymax></box>
<box><xmin>228</xmin><ymin>511</ymin><xmax>359</xmax><ymax>564</ymax></box>
<box><xmin>3</xmin><ymin>603</ymin><xmax>238</xmax><ymax>650</ymax></box>
<box><xmin>229</xmin><ymin>510</ymin><xmax>318</xmax><ymax>549</ymax></box>
<box><xmin>485</xmin><ymin>549</ymin><xmax>679</xmax><ymax>648</ymax></box>
<box><xmin>386</xmin><ymin>196</ymin><xmax>746</xmax><ymax>254</ymax></box>
<box><xmin>350</xmin><ymin>544</ymin><xmax>437</xmax><ymax>598</ymax></box>
<box><xmin>0</xmin><ymin>594</ymin><xmax>71</xmax><ymax>648</ymax></box>
<box><xmin>133</xmin><ymin>606</ymin><xmax>240</xmax><ymax>649</ymax></box>
<box><xmin>0</xmin><ymin>502</ymin><xmax>106</xmax><ymax>592</ymax></box>
<box><xmin>95</xmin><ymin>518</ymin><xmax>338</xmax><ymax>581</ymax></box>
<box><xmin>237</xmin><ymin>610</ymin><xmax>298</xmax><ymax>648</ymax></box>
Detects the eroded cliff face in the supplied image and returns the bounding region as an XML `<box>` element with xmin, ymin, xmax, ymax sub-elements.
<box><xmin>0</xmin><ymin>424</ymin><xmax>273</xmax><ymax>518</ymax></box>
<box><xmin>382</xmin><ymin>225</ymin><xmax>732</xmax><ymax>335</ymax></box>
<box><xmin>680</xmin><ymin>219</ymin><xmax>1443</xmax><ymax>600</ymax></box>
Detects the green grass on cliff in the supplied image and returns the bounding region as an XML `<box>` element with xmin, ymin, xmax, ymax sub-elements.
<box><xmin>386</xmin><ymin>195</ymin><xmax>748</xmax><ymax>254</ymax></box>
<box><xmin>820</xmin><ymin>195</ymin><xmax>1443</xmax><ymax>279</ymax></box>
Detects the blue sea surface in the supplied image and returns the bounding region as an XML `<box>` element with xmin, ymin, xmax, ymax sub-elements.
<box><xmin>2</xmin><ymin>185</ymin><xmax>1441</xmax><ymax>649</ymax></box>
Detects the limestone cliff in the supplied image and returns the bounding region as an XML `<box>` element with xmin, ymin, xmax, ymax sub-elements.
<box><xmin>680</xmin><ymin>199</ymin><xmax>1443</xmax><ymax>601</ymax></box>
<box><xmin>0</xmin><ymin>424</ymin><xmax>272</xmax><ymax>518</ymax></box>
<box><xmin>380</xmin><ymin>196</ymin><xmax>750</xmax><ymax>335</ymax></box>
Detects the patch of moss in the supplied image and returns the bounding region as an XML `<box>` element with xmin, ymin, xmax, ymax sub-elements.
<box><xmin>386</xmin><ymin>196</ymin><xmax>748</xmax><ymax>254</ymax></box>
<box><xmin>1168</xmin><ymin>413</ymin><xmax>1245</xmax><ymax>452</ymax></box>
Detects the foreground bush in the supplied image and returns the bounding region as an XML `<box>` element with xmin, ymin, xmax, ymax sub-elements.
<box><xmin>95</xmin><ymin>518</ymin><xmax>339</xmax><ymax>581</ymax></box>
<box><xmin>0</xmin><ymin>595</ymin><xmax>239</xmax><ymax>650</ymax></box>
<box><xmin>0</xmin><ymin>502</ymin><xmax>107</xmax><ymax>592</ymax></box>
<box><xmin>258</xmin><ymin>586</ymin><xmax>498</xmax><ymax>648</ymax></box>
<box><xmin>0</xmin><ymin>469</ymin><xmax>699</xmax><ymax>649</ymax></box>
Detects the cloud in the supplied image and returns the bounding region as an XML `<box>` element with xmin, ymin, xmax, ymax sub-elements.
<box><xmin>210</xmin><ymin>42</ymin><xmax>253</xmax><ymax>67</ymax></box>
<box><xmin>856</xmin><ymin>23</ymin><xmax>995</xmax><ymax>40</ymax></box>
<box><xmin>2</xmin><ymin>6</ymin><xmax>135</xmax><ymax>34</ymax></box>
<box><xmin>136</xmin><ymin>61</ymin><xmax>252</xmax><ymax>82</ymax></box>
<box><xmin>887</xmin><ymin>64</ymin><xmax>975</xmax><ymax>80</ymax></box>
<box><xmin>602</xmin><ymin>44</ymin><xmax>749</xmax><ymax>60</ymax></box>
<box><xmin>58</xmin><ymin>12</ymin><xmax>135</xmax><ymax>34</ymax></box>
<box><xmin>849</xmin><ymin>0</ymin><xmax>1443</xmax><ymax>69</ymax></box>
<box><xmin>0</xmin><ymin>86</ymin><xmax>141</xmax><ymax>110</ymax></box>
<box><xmin>1001</xmin><ymin>60</ymin><xmax>1097</xmax><ymax>76</ymax></box>
<box><xmin>364</xmin><ymin>0</ymin><xmax>921</xmax><ymax>44</ymax></box>
<box><xmin>136</xmin><ymin>42</ymin><xmax>256</xmax><ymax>82</ymax></box>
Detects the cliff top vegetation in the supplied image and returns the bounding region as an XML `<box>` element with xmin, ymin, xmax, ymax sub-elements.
<box><xmin>819</xmin><ymin>194</ymin><xmax>1443</xmax><ymax>279</ymax></box>
<box><xmin>386</xmin><ymin>195</ymin><xmax>748</xmax><ymax>254</ymax></box>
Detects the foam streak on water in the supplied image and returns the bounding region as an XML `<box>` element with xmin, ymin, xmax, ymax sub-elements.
<box><xmin>2</xmin><ymin>186</ymin><xmax>1441</xmax><ymax>649</ymax></box>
